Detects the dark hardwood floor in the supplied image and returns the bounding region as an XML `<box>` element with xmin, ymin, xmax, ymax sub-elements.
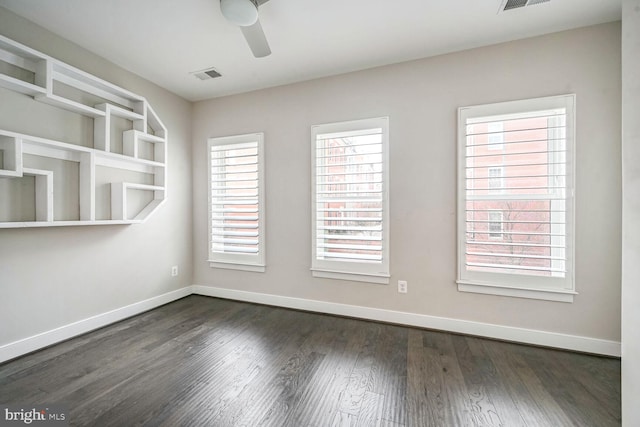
<box><xmin>0</xmin><ymin>296</ymin><xmax>620</xmax><ymax>426</ymax></box>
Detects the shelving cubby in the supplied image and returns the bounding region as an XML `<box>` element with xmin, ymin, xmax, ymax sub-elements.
<box><xmin>0</xmin><ymin>35</ymin><xmax>167</xmax><ymax>228</ymax></box>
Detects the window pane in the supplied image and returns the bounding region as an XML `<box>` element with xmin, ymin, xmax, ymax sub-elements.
<box><xmin>316</xmin><ymin>129</ymin><xmax>383</xmax><ymax>263</ymax></box>
<box><xmin>464</xmin><ymin>108</ymin><xmax>567</xmax><ymax>278</ymax></box>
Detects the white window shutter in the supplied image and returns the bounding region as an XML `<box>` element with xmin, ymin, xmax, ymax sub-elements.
<box><xmin>457</xmin><ymin>95</ymin><xmax>575</xmax><ymax>300</ymax></box>
<box><xmin>311</xmin><ymin>117</ymin><xmax>390</xmax><ymax>283</ymax></box>
<box><xmin>208</xmin><ymin>134</ymin><xmax>265</xmax><ymax>271</ymax></box>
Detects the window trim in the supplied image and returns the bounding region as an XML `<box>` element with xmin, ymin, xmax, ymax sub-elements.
<box><xmin>207</xmin><ymin>133</ymin><xmax>266</xmax><ymax>272</ymax></box>
<box><xmin>457</xmin><ymin>94</ymin><xmax>576</xmax><ymax>302</ymax></box>
<box><xmin>311</xmin><ymin>117</ymin><xmax>390</xmax><ymax>284</ymax></box>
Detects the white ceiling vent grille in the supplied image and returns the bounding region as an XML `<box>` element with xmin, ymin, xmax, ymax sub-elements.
<box><xmin>499</xmin><ymin>0</ymin><xmax>550</xmax><ymax>12</ymax></box>
<box><xmin>191</xmin><ymin>67</ymin><xmax>222</xmax><ymax>80</ymax></box>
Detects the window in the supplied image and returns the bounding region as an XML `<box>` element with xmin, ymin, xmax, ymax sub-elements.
<box><xmin>487</xmin><ymin>121</ymin><xmax>505</xmax><ymax>150</ymax></box>
<box><xmin>311</xmin><ymin>117</ymin><xmax>390</xmax><ymax>284</ymax></box>
<box><xmin>207</xmin><ymin>133</ymin><xmax>265</xmax><ymax>272</ymax></box>
<box><xmin>488</xmin><ymin>166</ymin><xmax>504</xmax><ymax>194</ymax></box>
<box><xmin>458</xmin><ymin>94</ymin><xmax>575</xmax><ymax>302</ymax></box>
<box><xmin>488</xmin><ymin>211</ymin><xmax>504</xmax><ymax>239</ymax></box>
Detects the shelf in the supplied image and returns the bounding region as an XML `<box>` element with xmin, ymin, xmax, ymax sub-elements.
<box><xmin>111</xmin><ymin>182</ymin><xmax>165</xmax><ymax>222</ymax></box>
<box><xmin>0</xmin><ymin>135</ymin><xmax>22</xmax><ymax>177</ymax></box>
<box><xmin>123</xmin><ymin>130</ymin><xmax>166</xmax><ymax>163</ymax></box>
<box><xmin>122</xmin><ymin>183</ymin><xmax>165</xmax><ymax>191</ymax></box>
<box><xmin>0</xmin><ymin>34</ymin><xmax>168</xmax><ymax>228</ymax></box>
<box><xmin>95</xmin><ymin>103</ymin><xmax>144</xmax><ymax>121</ymax></box>
<box><xmin>51</xmin><ymin>61</ymin><xmax>144</xmax><ymax>109</ymax></box>
<box><xmin>125</xmin><ymin>130</ymin><xmax>165</xmax><ymax>144</ymax></box>
<box><xmin>0</xmin><ymin>74</ymin><xmax>46</xmax><ymax>96</ymax></box>
<box><xmin>0</xmin><ymin>34</ymin><xmax>47</xmax><ymax>64</ymax></box>
<box><xmin>0</xmin><ymin>219</ymin><xmax>143</xmax><ymax>229</ymax></box>
<box><xmin>94</xmin><ymin>152</ymin><xmax>165</xmax><ymax>173</ymax></box>
<box><xmin>0</xmin><ymin>129</ymin><xmax>164</xmax><ymax>171</ymax></box>
<box><xmin>1</xmin><ymin>128</ymin><xmax>166</xmax><ymax>225</ymax></box>
<box><xmin>15</xmin><ymin>131</ymin><xmax>91</xmax><ymax>152</ymax></box>
<box><xmin>35</xmin><ymin>93</ymin><xmax>106</xmax><ymax>118</ymax></box>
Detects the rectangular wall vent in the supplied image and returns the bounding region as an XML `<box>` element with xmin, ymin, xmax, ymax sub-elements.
<box><xmin>191</xmin><ymin>67</ymin><xmax>222</xmax><ymax>80</ymax></box>
<box><xmin>499</xmin><ymin>0</ymin><xmax>550</xmax><ymax>12</ymax></box>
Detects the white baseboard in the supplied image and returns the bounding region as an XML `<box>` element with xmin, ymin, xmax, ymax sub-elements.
<box><xmin>1</xmin><ymin>284</ymin><xmax>620</xmax><ymax>363</ymax></box>
<box><xmin>192</xmin><ymin>284</ymin><xmax>621</xmax><ymax>357</ymax></box>
<box><xmin>0</xmin><ymin>287</ymin><xmax>193</xmax><ymax>364</ymax></box>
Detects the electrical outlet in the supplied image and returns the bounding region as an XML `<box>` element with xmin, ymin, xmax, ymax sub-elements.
<box><xmin>171</xmin><ymin>266</ymin><xmax>178</xmax><ymax>277</ymax></box>
<box><xmin>398</xmin><ymin>280</ymin><xmax>408</xmax><ymax>293</ymax></box>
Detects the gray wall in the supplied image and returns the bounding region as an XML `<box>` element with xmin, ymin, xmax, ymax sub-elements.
<box><xmin>0</xmin><ymin>10</ymin><xmax>622</xmax><ymax>358</ymax></box>
<box><xmin>192</xmin><ymin>22</ymin><xmax>622</xmax><ymax>343</ymax></box>
<box><xmin>0</xmin><ymin>8</ymin><xmax>193</xmax><ymax>346</ymax></box>
<box><xmin>622</xmin><ymin>1</ymin><xmax>639</xmax><ymax>424</ymax></box>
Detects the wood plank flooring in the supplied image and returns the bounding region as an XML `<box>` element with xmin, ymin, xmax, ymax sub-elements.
<box><xmin>0</xmin><ymin>296</ymin><xmax>621</xmax><ymax>426</ymax></box>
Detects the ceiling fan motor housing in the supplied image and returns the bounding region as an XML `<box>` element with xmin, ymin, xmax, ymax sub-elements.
<box><xmin>220</xmin><ymin>0</ymin><xmax>259</xmax><ymax>27</ymax></box>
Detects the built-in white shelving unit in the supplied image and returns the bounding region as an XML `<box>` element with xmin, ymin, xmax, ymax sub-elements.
<box><xmin>0</xmin><ymin>34</ymin><xmax>167</xmax><ymax>228</ymax></box>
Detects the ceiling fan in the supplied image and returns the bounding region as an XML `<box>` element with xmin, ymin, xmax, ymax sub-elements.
<box><xmin>220</xmin><ymin>0</ymin><xmax>272</xmax><ymax>58</ymax></box>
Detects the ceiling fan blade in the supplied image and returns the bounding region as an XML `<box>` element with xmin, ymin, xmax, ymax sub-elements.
<box><xmin>256</xmin><ymin>0</ymin><xmax>270</xmax><ymax>4</ymax></box>
<box><xmin>241</xmin><ymin>19</ymin><xmax>271</xmax><ymax>58</ymax></box>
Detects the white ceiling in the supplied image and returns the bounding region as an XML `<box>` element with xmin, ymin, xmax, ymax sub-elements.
<box><xmin>0</xmin><ymin>0</ymin><xmax>621</xmax><ymax>102</ymax></box>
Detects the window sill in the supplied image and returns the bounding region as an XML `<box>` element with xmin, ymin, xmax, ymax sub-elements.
<box><xmin>311</xmin><ymin>268</ymin><xmax>390</xmax><ymax>284</ymax></box>
<box><xmin>209</xmin><ymin>261</ymin><xmax>265</xmax><ymax>273</ymax></box>
<box><xmin>457</xmin><ymin>280</ymin><xmax>576</xmax><ymax>303</ymax></box>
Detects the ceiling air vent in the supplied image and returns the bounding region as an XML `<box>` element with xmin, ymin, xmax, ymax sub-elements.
<box><xmin>191</xmin><ymin>67</ymin><xmax>222</xmax><ymax>81</ymax></box>
<box><xmin>499</xmin><ymin>0</ymin><xmax>550</xmax><ymax>12</ymax></box>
